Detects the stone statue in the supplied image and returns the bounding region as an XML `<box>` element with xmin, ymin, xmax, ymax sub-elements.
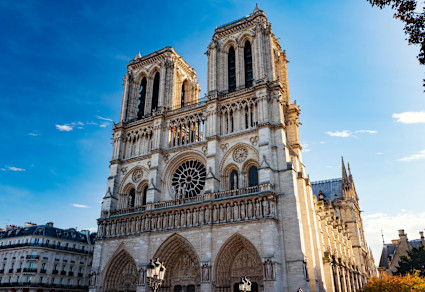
<box><xmin>199</xmin><ymin>207</ymin><xmax>205</xmax><ymax>224</ymax></box>
<box><xmin>263</xmin><ymin>198</ymin><xmax>269</xmax><ymax>216</ymax></box>
<box><xmin>247</xmin><ymin>200</ymin><xmax>253</xmax><ymax>218</ymax></box>
<box><xmin>233</xmin><ymin>202</ymin><xmax>239</xmax><ymax>220</ymax></box>
<box><xmin>90</xmin><ymin>272</ymin><xmax>97</xmax><ymax>286</ymax></box>
<box><xmin>240</xmin><ymin>201</ymin><xmax>246</xmax><ymax>219</ymax></box>
<box><xmin>202</xmin><ymin>264</ymin><xmax>210</xmax><ymax>281</ymax></box>
<box><xmin>264</xmin><ymin>259</ymin><xmax>273</xmax><ymax>280</ymax></box>
<box><xmin>226</xmin><ymin>203</ymin><xmax>232</xmax><ymax>221</ymax></box>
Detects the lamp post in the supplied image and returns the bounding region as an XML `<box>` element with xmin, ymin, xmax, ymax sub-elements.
<box><xmin>146</xmin><ymin>258</ymin><xmax>166</xmax><ymax>292</ymax></box>
<box><xmin>239</xmin><ymin>276</ymin><xmax>252</xmax><ymax>292</ymax></box>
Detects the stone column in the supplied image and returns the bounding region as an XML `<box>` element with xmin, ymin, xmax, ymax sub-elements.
<box><xmin>119</xmin><ymin>73</ymin><xmax>130</xmax><ymax>122</ymax></box>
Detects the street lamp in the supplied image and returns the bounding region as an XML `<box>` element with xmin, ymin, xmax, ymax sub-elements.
<box><xmin>239</xmin><ymin>276</ymin><xmax>252</xmax><ymax>292</ymax></box>
<box><xmin>146</xmin><ymin>258</ymin><xmax>166</xmax><ymax>292</ymax></box>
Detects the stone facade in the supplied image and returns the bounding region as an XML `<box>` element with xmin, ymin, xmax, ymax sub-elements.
<box><xmin>91</xmin><ymin>6</ymin><xmax>376</xmax><ymax>292</ymax></box>
<box><xmin>0</xmin><ymin>222</ymin><xmax>95</xmax><ymax>292</ymax></box>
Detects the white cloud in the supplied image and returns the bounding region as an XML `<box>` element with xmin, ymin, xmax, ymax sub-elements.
<box><xmin>319</xmin><ymin>141</ymin><xmax>325</xmax><ymax>144</ymax></box>
<box><xmin>56</xmin><ymin>124</ymin><xmax>73</xmax><ymax>131</ymax></box>
<box><xmin>364</xmin><ymin>211</ymin><xmax>425</xmax><ymax>265</ymax></box>
<box><xmin>99</xmin><ymin>122</ymin><xmax>109</xmax><ymax>128</ymax></box>
<box><xmin>28</xmin><ymin>133</ymin><xmax>40</xmax><ymax>136</ymax></box>
<box><xmin>325</xmin><ymin>129</ymin><xmax>377</xmax><ymax>138</ymax></box>
<box><xmin>325</xmin><ymin>130</ymin><xmax>352</xmax><ymax>137</ymax></box>
<box><xmin>71</xmin><ymin>203</ymin><xmax>89</xmax><ymax>208</ymax></box>
<box><xmin>1</xmin><ymin>166</ymin><xmax>26</xmax><ymax>172</ymax></box>
<box><xmin>302</xmin><ymin>144</ymin><xmax>311</xmax><ymax>152</ymax></box>
<box><xmin>392</xmin><ymin>111</ymin><xmax>425</xmax><ymax>124</ymax></box>
<box><xmin>376</xmin><ymin>152</ymin><xmax>384</xmax><ymax>155</ymax></box>
<box><xmin>400</xmin><ymin>149</ymin><xmax>425</xmax><ymax>161</ymax></box>
<box><xmin>96</xmin><ymin>116</ymin><xmax>113</xmax><ymax>122</ymax></box>
<box><xmin>355</xmin><ymin>130</ymin><xmax>377</xmax><ymax>134</ymax></box>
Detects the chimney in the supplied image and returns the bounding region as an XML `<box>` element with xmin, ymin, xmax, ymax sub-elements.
<box><xmin>420</xmin><ymin>231</ymin><xmax>425</xmax><ymax>246</ymax></box>
<box><xmin>398</xmin><ymin>229</ymin><xmax>406</xmax><ymax>237</ymax></box>
<box><xmin>46</xmin><ymin>222</ymin><xmax>54</xmax><ymax>227</ymax></box>
<box><xmin>24</xmin><ymin>222</ymin><xmax>37</xmax><ymax>227</ymax></box>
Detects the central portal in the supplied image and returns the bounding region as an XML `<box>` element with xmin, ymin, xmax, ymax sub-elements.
<box><xmin>154</xmin><ymin>234</ymin><xmax>201</xmax><ymax>292</ymax></box>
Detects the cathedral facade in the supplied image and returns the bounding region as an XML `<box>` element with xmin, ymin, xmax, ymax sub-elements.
<box><xmin>90</xmin><ymin>6</ymin><xmax>376</xmax><ymax>292</ymax></box>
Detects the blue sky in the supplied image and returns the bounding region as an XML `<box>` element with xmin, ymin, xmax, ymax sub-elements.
<box><xmin>0</xmin><ymin>0</ymin><xmax>424</xmax><ymax>262</ymax></box>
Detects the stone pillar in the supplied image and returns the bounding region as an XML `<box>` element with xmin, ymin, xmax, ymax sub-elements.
<box><xmin>119</xmin><ymin>73</ymin><xmax>130</xmax><ymax>123</ymax></box>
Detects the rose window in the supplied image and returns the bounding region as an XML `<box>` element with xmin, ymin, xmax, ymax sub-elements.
<box><xmin>172</xmin><ymin>160</ymin><xmax>206</xmax><ymax>198</ymax></box>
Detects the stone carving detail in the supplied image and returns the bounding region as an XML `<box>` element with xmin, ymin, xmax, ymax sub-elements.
<box><xmin>98</xmin><ymin>193</ymin><xmax>277</xmax><ymax>238</ymax></box>
<box><xmin>138</xmin><ymin>267</ymin><xmax>145</xmax><ymax>285</ymax></box>
<box><xmin>202</xmin><ymin>263</ymin><xmax>210</xmax><ymax>282</ymax></box>
<box><xmin>220</xmin><ymin>143</ymin><xmax>229</xmax><ymax>152</ymax></box>
<box><xmin>120</xmin><ymin>166</ymin><xmax>128</xmax><ymax>174</ymax></box>
<box><xmin>233</xmin><ymin>147</ymin><xmax>248</xmax><ymax>163</ymax></box>
<box><xmin>132</xmin><ymin>169</ymin><xmax>143</xmax><ymax>183</ymax></box>
<box><xmin>250</xmin><ymin>136</ymin><xmax>259</xmax><ymax>146</ymax></box>
<box><xmin>202</xmin><ymin>145</ymin><xmax>208</xmax><ymax>155</ymax></box>
<box><xmin>264</xmin><ymin>259</ymin><xmax>275</xmax><ymax>280</ymax></box>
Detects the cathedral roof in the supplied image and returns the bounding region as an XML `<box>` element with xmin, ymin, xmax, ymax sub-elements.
<box><xmin>311</xmin><ymin>178</ymin><xmax>343</xmax><ymax>201</ymax></box>
<box><xmin>379</xmin><ymin>243</ymin><xmax>397</xmax><ymax>268</ymax></box>
<box><xmin>0</xmin><ymin>224</ymin><xmax>95</xmax><ymax>244</ymax></box>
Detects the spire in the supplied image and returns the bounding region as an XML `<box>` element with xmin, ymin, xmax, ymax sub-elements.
<box><xmin>252</xmin><ymin>3</ymin><xmax>265</xmax><ymax>16</ymax></box>
<box><xmin>347</xmin><ymin>162</ymin><xmax>353</xmax><ymax>183</ymax></box>
<box><xmin>341</xmin><ymin>156</ymin><xmax>348</xmax><ymax>185</ymax></box>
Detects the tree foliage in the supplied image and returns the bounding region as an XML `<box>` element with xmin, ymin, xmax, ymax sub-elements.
<box><xmin>361</xmin><ymin>273</ymin><xmax>425</xmax><ymax>291</ymax></box>
<box><xmin>367</xmin><ymin>0</ymin><xmax>425</xmax><ymax>88</ymax></box>
<box><xmin>397</xmin><ymin>246</ymin><xmax>425</xmax><ymax>276</ymax></box>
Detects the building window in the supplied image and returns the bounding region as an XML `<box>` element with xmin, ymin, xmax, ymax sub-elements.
<box><xmin>230</xmin><ymin>170</ymin><xmax>239</xmax><ymax>190</ymax></box>
<box><xmin>181</xmin><ymin>82</ymin><xmax>185</xmax><ymax>108</ymax></box>
<box><xmin>248</xmin><ymin>166</ymin><xmax>259</xmax><ymax>187</ymax></box>
<box><xmin>228</xmin><ymin>46</ymin><xmax>236</xmax><ymax>92</ymax></box>
<box><xmin>138</xmin><ymin>77</ymin><xmax>147</xmax><ymax>119</ymax></box>
<box><xmin>244</xmin><ymin>40</ymin><xmax>253</xmax><ymax>88</ymax></box>
<box><xmin>26</xmin><ymin>276</ymin><xmax>31</xmax><ymax>283</ymax></box>
<box><xmin>151</xmin><ymin>72</ymin><xmax>160</xmax><ymax>112</ymax></box>
<box><xmin>142</xmin><ymin>186</ymin><xmax>147</xmax><ymax>206</ymax></box>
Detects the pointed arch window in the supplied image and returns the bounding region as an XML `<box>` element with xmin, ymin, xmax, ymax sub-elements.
<box><xmin>228</xmin><ymin>46</ymin><xmax>236</xmax><ymax>92</ymax></box>
<box><xmin>142</xmin><ymin>185</ymin><xmax>147</xmax><ymax>206</ymax></box>
<box><xmin>151</xmin><ymin>72</ymin><xmax>160</xmax><ymax>112</ymax></box>
<box><xmin>230</xmin><ymin>170</ymin><xmax>239</xmax><ymax>190</ymax></box>
<box><xmin>244</xmin><ymin>41</ymin><xmax>253</xmax><ymax>88</ymax></box>
<box><xmin>248</xmin><ymin>166</ymin><xmax>258</xmax><ymax>187</ymax></box>
<box><xmin>137</xmin><ymin>77</ymin><xmax>147</xmax><ymax>119</ymax></box>
<box><xmin>128</xmin><ymin>189</ymin><xmax>135</xmax><ymax>208</ymax></box>
<box><xmin>181</xmin><ymin>82</ymin><xmax>185</xmax><ymax>108</ymax></box>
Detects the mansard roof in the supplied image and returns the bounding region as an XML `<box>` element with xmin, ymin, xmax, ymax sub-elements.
<box><xmin>0</xmin><ymin>224</ymin><xmax>95</xmax><ymax>244</ymax></box>
<box><xmin>311</xmin><ymin>178</ymin><xmax>343</xmax><ymax>201</ymax></box>
<box><xmin>379</xmin><ymin>243</ymin><xmax>397</xmax><ymax>269</ymax></box>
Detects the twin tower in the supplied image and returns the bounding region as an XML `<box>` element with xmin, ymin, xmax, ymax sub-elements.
<box><xmin>92</xmin><ymin>6</ymin><xmax>375</xmax><ymax>292</ymax></box>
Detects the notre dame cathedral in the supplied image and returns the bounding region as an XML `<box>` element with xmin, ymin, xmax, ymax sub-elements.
<box><xmin>90</xmin><ymin>6</ymin><xmax>377</xmax><ymax>292</ymax></box>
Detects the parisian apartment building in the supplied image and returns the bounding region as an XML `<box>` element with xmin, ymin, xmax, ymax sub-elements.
<box><xmin>0</xmin><ymin>222</ymin><xmax>95</xmax><ymax>292</ymax></box>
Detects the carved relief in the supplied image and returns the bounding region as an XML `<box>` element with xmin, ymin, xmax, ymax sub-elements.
<box><xmin>250</xmin><ymin>136</ymin><xmax>259</xmax><ymax>146</ymax></box>
<box><xmin>132</xmin><ymin>169</ymin><xmax>143</xmax><ymax>183</ymax></box>
<box><xmin>233</xmin><ymin>147</ymin><xmax>248</xmax><ymax>163</ymax></box>
<box><xmin>220</xmin><ymin>143</ymin><xmax>229</xmax><ymax>152</ymax></box>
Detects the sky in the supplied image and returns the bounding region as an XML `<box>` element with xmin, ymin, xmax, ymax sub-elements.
<box><xmin>0</xmin><ymin>0</ymin><xmax>424</xmax><ymax>265</ymax></box>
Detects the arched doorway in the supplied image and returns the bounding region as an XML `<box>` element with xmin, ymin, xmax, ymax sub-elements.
<box><xmin>154</xmin><ymin>234</ymin><xmax>201</xmax><ymax>291</ymax></box>
<box><xmin>215</xmin><ymin>234</ymin><xmax>263</xmax><ymax>292</ymax></box>
<box><xmin>103</xmin><ymin>249</ymin><xmax>138</xmax><ymax>292</ymax></box>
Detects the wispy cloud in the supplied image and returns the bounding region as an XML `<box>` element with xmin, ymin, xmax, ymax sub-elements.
<box><xmin>56</xmin><ymin>124</ymin><xmax>73</xmax><ymax>132</ymax></box>
<box><xmin>71</xmin><ymin>203</ymin><xmax>89</xmax><ymax>208</ymax></box>
<box><xmin>56</xmin><ymin>117</ymin><xmax>112</xmax><ymax>132</ymax></box>
<box><xmin>377</xmin><ymin>152</ymin><xmax>384</xmax><ymax>155</ymax></box>
<box><xmin>96</xmin><ymin>116</ymin><xmax>113</xmax><ymax>122</ymax></box>
<box><xmin>302</xmin><ymin>143</ymin><xmax>311</xmax><ymax>152</ymax></box>
<box><xmin>392</xmin><ymin>111</ymin><xmax>425</xmax><ymax>124</ymax></box>
<box><xmin>1</xmin><ymin>166</ymin><xmax>26</xmax><ymax>172</ymax></box>
<box><xmin>326</xmin><ymin>130</ymin><xmax>352</xmax><ymax>137</ymax></box>
<box><xmin>28</xmin><ymin>132</ymin><xmax>40</xmax><ymax>136</ymax></box>
<box><xmin>400</xmin><ymin>149</ymin><xmax>425</xmax><ymax>161</ymax></box>
<box><xmin>325</xmin><ymin>129</ymin><xmax>377</xmax><ymax>138</ymax></box>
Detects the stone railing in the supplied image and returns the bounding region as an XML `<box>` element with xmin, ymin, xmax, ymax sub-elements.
<box><xmin>97</xmin><ymin>184</ymin><xmax>276</xmax><ymax>238</ymax></box>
